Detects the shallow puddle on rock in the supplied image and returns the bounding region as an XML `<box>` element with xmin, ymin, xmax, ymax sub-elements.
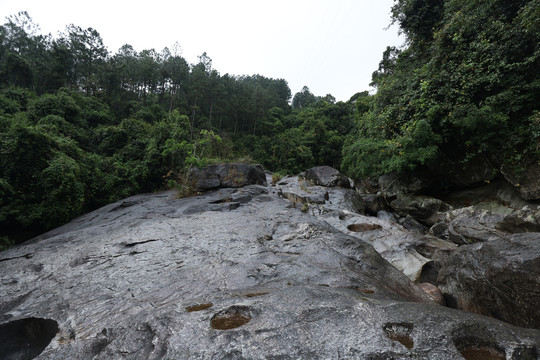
<box><xmin>186</xmin><ymin>303</ymin><xmax>213</xmax><ymax>312</ymax></box>
<box><xmin>211</xmin><ymin>306</ymin><xmax>252</xmax><ymax>330</ymax></box>
<box><xmin>347</xmin><ymin>223</ymin><xmax>382</xmax><ymax>232</ymax></box>
<box><xmin>245</xmin><ymin>292</ymin><xmax>269</xmax><ymax>298</ymax></box>
<box><xmin>383</xmin><ymin>322</ymin><xmax>414</xmax><ymax>350</ymax></box>
<box><xmin>390</xmin><ymin>333</ymin><xmax>414</xmax><ymax>349</ymax></box>
<box><xmin>459</xmin><ymin>346</ymin><xmax>505</xmax><ymax>360</ymax></box>
<box><xmin>211</xmin><ymin>313</ymin><xmax>251</xmax><ymax>330</ymax></box>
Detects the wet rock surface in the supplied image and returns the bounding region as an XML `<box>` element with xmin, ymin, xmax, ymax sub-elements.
<box><xmin>438</xmin><ymin>233</ymin><xmax>540</xmax><ymax>330</ymax></box>
<box><xmin>0</xmin><ymin>170</ymin><xmax>539</xmax><ymax>358</ymax></box>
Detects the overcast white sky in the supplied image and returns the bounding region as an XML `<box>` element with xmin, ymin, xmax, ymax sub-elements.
<box><xmin>0</xmin><ymin>0</ymin><xmax>404</xmax><ymax>101</ymax></box>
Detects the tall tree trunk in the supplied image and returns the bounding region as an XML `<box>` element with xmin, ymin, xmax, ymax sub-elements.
<box><xmin>208</xmin><ymin>101</ymin><xmax>213</xmax><ymax>127</ymax></box>
<box><xmin>191</xmin><ymin>108</ymin><xmax>196</xmax><ymax>140</ymax></box>
<box><xmin>169</xmin><ymin>87</ymin><xmax>174</xmax><ymax>112</ymax></box>
<box><xmin>253</xmin><ymin>117</ymin><xmax>257</xmax><ymax>136</ymax></box>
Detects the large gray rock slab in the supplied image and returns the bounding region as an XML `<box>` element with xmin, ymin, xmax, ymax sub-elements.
<box><xmin>0</xmin><ymin>186</ymin><xmax>538</xmax><ymax>359</ymax></box>
<box><xmin>438</xmin><ymin>233</ymin><xmax>540</xmax><ymax>330</ymax></box>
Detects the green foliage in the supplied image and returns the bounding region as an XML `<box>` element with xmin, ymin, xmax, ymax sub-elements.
<box><xmin>343</xmin><ymin>0</ymin><xmax>539</xmax><ymax>180</ymax></box>
<box><xmin>271</xmin><ymin>172</ymin><xmax>284</xmax><ymax>185</ymax></box>
<box><xmin>0</xmin><ymin>235</ymin><xmax>14</xmax><ymax>252</ymax></box>
<box><xmin>40</xmin><ymin>153</ymin><xmax>85</xmax><ymax>227</ymax></box>
<box><xmin>28</xmin><ymin>90</ymin><xmax>82</xmax><ymax>124</ymax></box>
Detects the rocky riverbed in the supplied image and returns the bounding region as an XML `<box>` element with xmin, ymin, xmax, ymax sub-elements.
<box><xmin>0</xmin><ymin>164</ymin><xmax>539</xmax><ymax>359</ymax></box>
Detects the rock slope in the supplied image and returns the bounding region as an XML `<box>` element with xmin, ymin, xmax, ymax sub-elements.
<box><xmin>0</xmin><ymin>180</ymin><xmax>539</xmax><ymax>359</ymax></box>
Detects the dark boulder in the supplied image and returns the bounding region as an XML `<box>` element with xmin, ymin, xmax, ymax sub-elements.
<box><xmin>363</xmin><ymin>194</ymin><xmax>390</xmax><ymax>215</ymax></box>
<box><xmin>496</xmin><ymin>208</ymin><xmax>540</xmax><ymax>233</ymax></box>
<box><xmin>390</xmin><ymin>194</ymin><xmax>452</xmax><ymax>226</ymax></box>
<box><xmin>501</xmin><ymin>161</ymin><xmax>540</xmax><ymax>200</ymax></box>
<box><xmin>399</xmin><ymin>215</ymin><xmax>429</xmax><ymax>234</ymax></box>
<box><xmin>442</xmin><ymin>179</ymin><xmax>532</xmax><ymax>210</ymax></box>
<box><xmin>378</xmin><ymin>170</ymin><xmax>440</xmax><ymax>198</ymax></box>
<box><xmin>437</xmin><ymin>154</ymin><xmax>498</xmax><ymax>188</ymax></box>
<box><xmin>190</xmin><ymin>163</ymin><xmax>267</xmax><ymax>191</ymax></box>
<box><xmin>418</xmin><ymin>283</ymin><xmax>445</xmax><ymax>305</ymax></box>
<box><xmin>304</xmin><ymin>166</ymin><xmax>351</xmax><ymax>188</ymax></box>
<box><xmin>438</xmin><ymin>233</ymin><xmax>540</xmax><ymax>329</ymax></box>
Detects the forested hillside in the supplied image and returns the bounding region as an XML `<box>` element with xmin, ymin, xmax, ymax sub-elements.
<box><xmin>0</xmin><ymin>12</ymin><xmax>356</xmax><ymax>246</ymax></box>
<box><xmin>1</xmin><ymin>0</ymin><xmax>538</xmax><ymax>248</ymax></box>
<box><xmin>342</xmin><ymin>0</ymin><xmax>539</xmax><ymax>180</ymax></box>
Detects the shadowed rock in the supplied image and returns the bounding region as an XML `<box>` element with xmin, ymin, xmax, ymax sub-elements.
<box><xmin>438</xmin><ymin>233</ymin><xmax>540</xmax><ymax>329</ymax></box>
<box><xmin>0</xmin><ymin>317</ymin><xmax>59</xmax><ymax>360</ymax></box>
<box><xmin>390</xmin><ymin>194</ymin><xmax>452</xmax><ymax>226</ymax></box>
<box><xmin>501</xmin><ymin>161</ymin><xmax>540</xmax><ymax>201</ymax></box>
<box><xmin>304</xmin><ymin>166</ymin><xmax>352</xmax><ymax>188</ymax></box>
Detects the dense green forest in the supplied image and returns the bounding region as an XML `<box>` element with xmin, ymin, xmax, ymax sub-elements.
<box><xmin>1</xmin><ymin>0</ymin><xmax>538</xmax><ymax>248</ymax></box>
<box><xmin>342</xmin><ymin>0</ymin><xmax>539</xmax><ymax>179</ymax></box>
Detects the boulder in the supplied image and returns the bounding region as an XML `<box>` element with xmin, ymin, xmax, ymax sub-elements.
<box><xmin>399</xmin><ymin>215</ymin><xmax>429</xmax><ymax>234</ymax></box>
<box><xmin>190</xmin><ymin>163</ymin><xmax>267</xmax><ymax>191</ymax></box>
<box><xmin>495</xmin><ymin>208</ymin><xmax>540</xmax><ymax>233</ymax></box>
<box><xmin>446</xmin><ymin>207</ymin><xmax>505</xmax><ymax>245</ymax></box>
<box><xmin>502</xmin><ymin>161</ymin><xmax>540</xmax><ymax>200</ymax></box>
<box><xmin>390</xmin><ymin>194</ymin><xmax>452</xmax><ymax>226</ymax></box>
<box><xmin>438</xmin><ymin>233</ymin><xmax>540</xmax><ymax>330</ymax></box>
<box><xmin>378</xmin><ymin>169</ymin><xmax>441</xmax><ymax>198</ymax></box>
<box><xmin>418</xmin><ymin>283</ymin><xmax>445</xmax><ymax>305</ymax></box>
<box><xmin>274</xmin><ymin>174</ymin><xmax>364</xmax><ymax>214</ymax></box>
<box><xmin>353</xmin><ymin>177</ymin><xmax>378</xmax><ymax>194</ymax></box>
<box><xmin>442</xmin><ymin>179</ymin><xmax>533</xmax><ymax>212</ymax></box>
<box><xmin>429</xmin><ymin>221</ymin><xmax>449</xmax><ymax>240</ymax></box>
<box><xmin>414</xmin><ymin>236</ymin><xmax>458</xmax><ymax>281</ymax></box>
<box><xmin>363</xmin><ymin>193</ymin><xmax>390</xmax><ymax>215</ymax></box>
<box><xmin>304</xmin><ymin>166</ymin><xmax>351</xmax><ymax>188</ymax></box>
<box><xmin>1</xmin><ymin>187</ymin><xmax>538</xmax><ymax>359</ymax></box>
